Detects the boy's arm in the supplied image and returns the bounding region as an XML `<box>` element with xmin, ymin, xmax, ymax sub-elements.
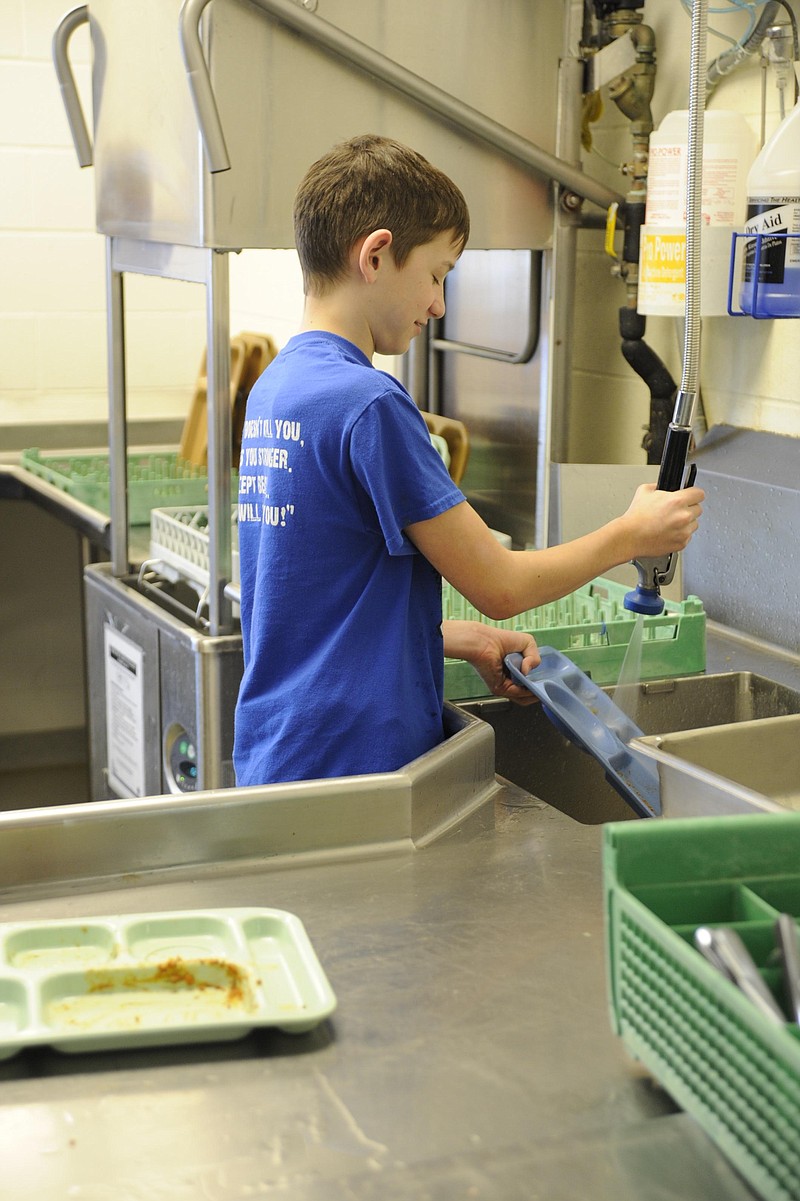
<box><xmin>442</xmin><ymin>621</ymin><xmax>541</xmax><ymax>704</ymax></box>
<box><xmin>408</xmin><ymin>482</ymin><xmax>704</xmax><ymax>621</ymax></box>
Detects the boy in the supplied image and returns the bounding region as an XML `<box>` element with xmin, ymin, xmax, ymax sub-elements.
<box><xmin>234</xmin><ymin>134</ymin><xmax>704</xmax><ymax>787</ymax></box>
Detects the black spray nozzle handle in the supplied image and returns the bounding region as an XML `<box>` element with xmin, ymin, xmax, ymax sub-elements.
<box><xmin>657</xmin><ymin>424</ymin><xmax>694</xmax><ymax>492</ymax></box>
<box><xmin>624</xmin><ymin>433</ymin><xmax>698</xmax><ymax>615</ymax></box>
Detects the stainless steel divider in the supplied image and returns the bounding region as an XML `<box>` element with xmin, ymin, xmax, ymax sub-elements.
<box><xmin>105</xmin><ymin>239</ymin><xmax>234</xmax><ymax>634</ymax></box>
<box><xmin>0</xmin><ymin>704</ymin><xmax>498</xmax><ymax>891</ymax></box>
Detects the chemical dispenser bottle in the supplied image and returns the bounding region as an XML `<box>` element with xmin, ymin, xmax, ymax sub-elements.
<box><xmin>638</xmin><ymin>110</ymin><xmax>755</xmax><ymax>316</ymax></box>
<box><xmin>740</xmin><ymin>94</ymin><xmax>800</xmax><ymax>317</ymax></box>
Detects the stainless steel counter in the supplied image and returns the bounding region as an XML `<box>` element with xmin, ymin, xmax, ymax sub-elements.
<box><xmin>0</xmin><ymin>790</ymin><xmax>761</xmax><ymax>1201</ymax></box>
<box><xmin>0</xmin><ymin>462</ymin><xmax>111</xmax><ymax>548</ymax></box>
<box><xmin>4</xmin><ymin>625</ymin><xmax>796</xmax><ymax>1200</ymax></box>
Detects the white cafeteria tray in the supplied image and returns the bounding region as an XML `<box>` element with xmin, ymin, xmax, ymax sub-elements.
<box><xmin>0</xmin><ymin>907</ymin><xmax>336</xmax><ymax>1057</ymax></box>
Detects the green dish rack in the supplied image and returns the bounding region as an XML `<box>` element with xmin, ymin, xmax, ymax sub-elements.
<box><xmin>443</xmin><ymin>576</ymin><xmax>706</xmax><ymax>699</ymax></box>
<box><xmin>21</xmin><ymin>448</ymin><xmax>237</xmax><ymax>527</ymax></box>
<box><xmin>605</xmin><ymin>813</ymin><xmax>800</xmax><ymax>1201</ymax></box>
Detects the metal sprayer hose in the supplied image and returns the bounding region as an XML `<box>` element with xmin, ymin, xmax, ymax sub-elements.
<box><xmin>676</xmin><ymin>0</ymin><xmax>709</xmax><ymax>426</ymax></box>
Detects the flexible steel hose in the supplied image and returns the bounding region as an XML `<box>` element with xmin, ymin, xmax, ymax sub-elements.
<box><xmin>675</xmin><ymin>0</ymin><xmax>709</xmax><ymax>425</ymax></box>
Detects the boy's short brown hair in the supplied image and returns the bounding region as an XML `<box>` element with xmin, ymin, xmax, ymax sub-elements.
<box><xmin>293</xmin><ymin>134</ymin><xmax>470</xmax><ymax>295</ymax></box>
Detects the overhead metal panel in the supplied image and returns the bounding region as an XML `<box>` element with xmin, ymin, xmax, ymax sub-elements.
<box><xmin>85</xmin><ymin>0</ymin><xmax>562</xmax><ymax>248</ymax></box>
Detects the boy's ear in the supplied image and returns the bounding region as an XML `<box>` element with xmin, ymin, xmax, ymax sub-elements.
<box><xmin>357</xmin><ymin>229</ymin><xmax>393</xmax><ymax>282</ymax></box>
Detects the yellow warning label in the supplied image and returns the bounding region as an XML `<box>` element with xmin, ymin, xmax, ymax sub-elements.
<box><xmin>639</xmin><ymin>232</ymin><xmax>686</xmax><ymax>284</ymax></box>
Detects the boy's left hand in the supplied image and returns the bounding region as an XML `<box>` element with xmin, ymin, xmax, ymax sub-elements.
<box><xmin>442</xmin><ymin>621</ymin><xmax>541</xmax><ymax>705</ymax></box>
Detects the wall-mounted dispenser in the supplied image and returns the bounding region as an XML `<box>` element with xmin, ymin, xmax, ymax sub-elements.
<box><xmin>739</xmin><ymin>85</ymin><xmax>800</xmax><ymax>317</ymax></box>
<box><xmin>638</xmin><ymin>109</ymin><xmax>756</xmax><ymax>316</ymax></box>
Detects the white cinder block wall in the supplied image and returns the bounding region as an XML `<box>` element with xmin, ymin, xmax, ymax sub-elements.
<box><xmin>0</xmin><ymin>2</ymin><xmax>387</xmax><ymax>436</ymax></box>
<box><xmin>1</xmin><ymin>0</ymin><xmax>797</xmax><ymax>451</ymax></box>
<box><xmin>0</xmin><ymin>1</ymin><xmax>210</xmax><ymax>429</ymax></box>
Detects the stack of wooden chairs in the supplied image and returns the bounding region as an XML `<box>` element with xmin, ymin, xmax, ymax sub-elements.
<box><xmin>179</xmin><ymin>331</ymin><xmax>279</xmax><ymax>468</ymax></box>
<box><xmin>419</xmin><ymin>411</ymin><xmax>470</xmax><ymax>484</ymax></box>
<box><xmin>179</xmin><ymin>334</ymin><xmax>471</xmax><ymax>488</ymax></box>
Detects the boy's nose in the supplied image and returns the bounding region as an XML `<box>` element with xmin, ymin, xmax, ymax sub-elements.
<box><xmin>429</xmin><ymin>295</ymin><xmax>446</xmax><ymax>319</ymax></box>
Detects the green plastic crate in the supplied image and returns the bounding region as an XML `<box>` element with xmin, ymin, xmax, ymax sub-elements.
<box><xmin>21</xmin><ymin>448</ymin><xmax>237</xmax><ymax>527</ymax></box>
<box><xmin>605</xmin><ymin>814</ymin><xmax>800</xmax><ymax>1201</ymax></box>
<box><xmin>443</xmin><ymin>576</ymin><xmax>706</xmax><ymax>699</ymax></box>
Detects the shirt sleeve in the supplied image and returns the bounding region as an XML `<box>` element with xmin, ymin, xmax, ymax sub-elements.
<box><xmin>349</xmin><ymin>386</ymin><xmax>465</xmax><ymax>556</ymax></box>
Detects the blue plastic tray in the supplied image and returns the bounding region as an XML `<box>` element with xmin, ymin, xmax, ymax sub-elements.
<box><xmin>505</xmin><ymin>647</ymin><xmax>660</xmax><ymax>818</ymax></box>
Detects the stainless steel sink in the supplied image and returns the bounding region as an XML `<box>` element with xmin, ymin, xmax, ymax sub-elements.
<box><xmin>458</xmin><ymin>672</ymin><xmax>800</xmax><ymax>824</ymax></box>
<box><xmin>633</xmin><ymin>713</ymin><xmax>800</xmax><ymax>817</ymax></box>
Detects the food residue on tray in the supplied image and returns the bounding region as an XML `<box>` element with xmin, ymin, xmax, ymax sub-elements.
<box><xmin>44</xmin><ymin>957</ymin><xmax>257</xmax><ymax>1032</ymax></box>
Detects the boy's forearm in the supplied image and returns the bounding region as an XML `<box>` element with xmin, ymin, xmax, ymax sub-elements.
<box><xmin>441</xmin><ymin>515</ymin><xmax>634</xmax><ymax>622</ymax></box>
<box><xmin>502</xmin><ymin>518</ymin><xmax>632</xmax><ymax>614</ymax></box>
<box><xmin>412</xmin><ymin>485</ymin><xmax>703</xmax><ymax>622</ymax></box>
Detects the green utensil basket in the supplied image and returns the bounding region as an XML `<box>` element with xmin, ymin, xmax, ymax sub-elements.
<box><xmin>605</xmin><ymin>813</ymin><xmax>800</xmax><ymax>1201</ymax></box>
<box><xmin>21</xmin><ymin>448</ymin><xmax>237</xmax><ymax>527</ymax></box>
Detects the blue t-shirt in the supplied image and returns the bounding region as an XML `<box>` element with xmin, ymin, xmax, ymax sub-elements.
<box><xmin>233</xmin><ymin>331</ymin><xmax>465</xmax><ymax>785</ymax></box>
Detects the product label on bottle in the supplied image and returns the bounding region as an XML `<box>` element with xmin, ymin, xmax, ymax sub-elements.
<box><xmin>744</xmin><ymin>198</ymin><xmax>800</xmax><ymax>282</ymax></box>
<box><xmin>639</xmin><ymin>231</ymin><xmax>686</xmax><ymax>284</ymax></box>
<box><xmin>646</xmin><ymin>143</ymin><xmax>744</xmax><ymax>226</ymax></box>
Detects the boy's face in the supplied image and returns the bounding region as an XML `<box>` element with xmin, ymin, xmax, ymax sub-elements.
<box><xmin>372</xmin><ymin>230</ymin><xmax>461</xmax><ymax>357</ymax></box>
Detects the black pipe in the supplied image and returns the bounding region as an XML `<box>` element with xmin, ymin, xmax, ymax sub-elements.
<box><xmin>616</xmin><ymin>201</ymin><xmax>678</xmax><ymax>464</ymax></box>
<box><xmin>618</xmin><ymin>306</ymin><xmax>677</xmax><ymax>464</ymax></box>
<box><xmin>621</xmin><ymin>199</ymin><xmax>645</xmax><ymax>265</ymax></box>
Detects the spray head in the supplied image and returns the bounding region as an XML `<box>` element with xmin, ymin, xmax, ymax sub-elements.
<box><xmin>624</xmin><ymin>556</ymin><xmax>672</xmax><ymax>614</ymax></box>
<box><xmin>624</xmin><ymin>585</ymin><xmax>665</xmax><ymax>615</ymax></box>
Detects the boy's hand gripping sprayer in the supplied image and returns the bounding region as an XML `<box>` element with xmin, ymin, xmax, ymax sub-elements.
<box><xmin>624</xmin><ymin>414</ymin><xmax>697</xmax><ymax>615</ymax></box>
